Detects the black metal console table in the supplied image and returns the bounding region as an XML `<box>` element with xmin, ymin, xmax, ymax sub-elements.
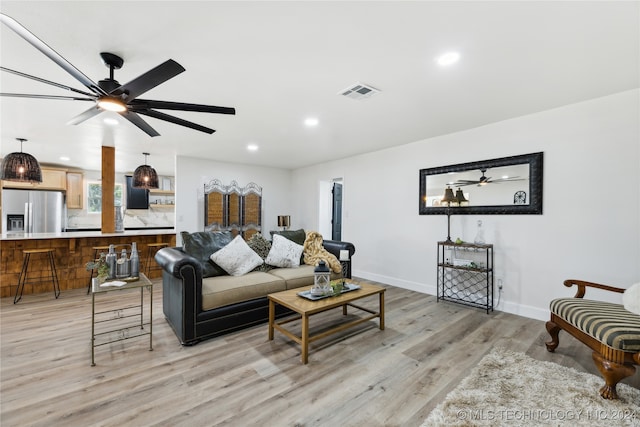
<box><xmin>437</xmin><ymin>241</ymin><xmax>494</xmax><ymax>313</ymax></box>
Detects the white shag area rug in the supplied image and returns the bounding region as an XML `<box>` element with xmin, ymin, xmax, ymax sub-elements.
<box><xmin>423</xmin><ymin>347</ymin><xmax>640</xmax><ymax>426</ymax></box>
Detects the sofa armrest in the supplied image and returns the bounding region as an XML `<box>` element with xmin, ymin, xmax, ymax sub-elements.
<box><xmin>155</xmin><ymin>246</ymin><xmax>203</xmax><ymax>345</ymax></box>
<box><xmin>563</xmin><ymin>279</ymin><xmax>625</xmax><ymax>299</ymax></box>
<box><xmin>322</xmin><ymin>240</ymin><xmax>356</xmax><ymax>278</ymax></box>
<box><xmin>155</xmin><ymin>246</ymin><xmax>202</xmax><ymax>278</ymax></box>
<box><xmin>322</xmin><ymin>240</ymin><xmax>355</xmax><ymax>258</ymax></box>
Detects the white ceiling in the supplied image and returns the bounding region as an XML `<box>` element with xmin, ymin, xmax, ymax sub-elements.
<box><xmin>1</xmin><ymin>1</ymin><xmax>638</xmax><ymax>176</ymax></box>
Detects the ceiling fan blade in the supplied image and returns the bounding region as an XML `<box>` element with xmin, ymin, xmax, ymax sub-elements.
<box><xmin>131</xmin><ymin>99</ymin><xmax>236</xmax><ymax>115</ymax></box>
<box><xmin>1</xmin><ymin>93</ymin><xmax>95</xmax><ymax>102</ymax></box>
<box><xmin>136</xmin><ymin>109</ymin><xmax>215</xmax><ymax>134</ymax></box>
<box><xmin>117</xmin><ymin>60</ymin><xmax>185</xmax><ymax>102</ymax></box>
<box><xmin>0</xmin><ymin>13</ymin><xmax>107</xmax><ymax>96</ymax></box>
<box><xmin>1</xmin><ymin>67</ymin><xmax>98</xmax><ymax>98</ymax></box>
<box><xmin>119</xmin><ymin>111</ymin><xmax>160</xmax><ymax>137</ymax></box>
<box><xmin>67</xmin><ymin>106</ymin><xmax>103</xmax><ymax>125</ymax></box>
<box><xmin>493</xmin><ymin>177</ymin><xmax>525</xmax><ymax>183</ymax></box>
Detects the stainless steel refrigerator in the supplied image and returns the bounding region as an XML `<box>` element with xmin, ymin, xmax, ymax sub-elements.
<box><xmin>2</xmin><ymin>189</ymin><xmax>65</xmax><ymax>234</ymax></box>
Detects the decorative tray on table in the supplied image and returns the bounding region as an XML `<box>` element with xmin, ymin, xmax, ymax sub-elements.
<box><xmin>297</xmin><ymin>283</ymin><xmax>361</xmax><ymax>301</ymax></box>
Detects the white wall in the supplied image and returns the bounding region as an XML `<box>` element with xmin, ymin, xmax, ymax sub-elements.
<box><xmin>175</xmin><ymin>156</ymin><xmax>293</xmax><ymax>245</ymax></box>
<box><xmin>292</xmin><ymin>89</ymin><xmax>640</xmax><ymax>320</ymax></box>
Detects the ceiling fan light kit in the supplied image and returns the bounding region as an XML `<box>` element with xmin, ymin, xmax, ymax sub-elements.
<box><xmin>0</xmin><ymin>13</ymin><xmax>236</xmax><ymax>137</ymax></box>
<box><xmin>133</xmin><ymin>152</ymin><xmax>159</xmax><ymax>189</ymax></box>
<box><xmin>97</xmin><ymin>97</ymin><xmax>126</xmax><ymax>112</ymax></box>
<box><xmin>1</xmin><ymin>138</ymin><xmax>43</xmax><ymax>183</ymax></box>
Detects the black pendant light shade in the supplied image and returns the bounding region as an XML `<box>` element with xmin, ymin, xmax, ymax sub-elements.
<box><xmin>1</xmin><ymin>138</ymin><xmax>42</xmax><ymax>183</ymax></box>
<box><xmin>132</xmin><ymin>152</ymin><xmax>159</xmax><ymax>189</ymax></box>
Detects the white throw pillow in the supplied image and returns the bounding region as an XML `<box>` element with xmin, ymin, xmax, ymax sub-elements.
<box><xmin>623</xmin><ymin>282</ymin><xmax>640</xmax><ymax>315</ymax></box>
<box><xmin>209</xmin><ymin>235</ymin><xmax>263</xmax><ymax>276</ymax></box>
<box><xmin>265</xmin><ymin>234</ymin><xmax>304</xmax><ymax>268</ymax></box>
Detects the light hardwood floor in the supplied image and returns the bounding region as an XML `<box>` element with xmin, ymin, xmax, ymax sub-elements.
<box><xmin>1</xmin><ymin>278</ymin><xmax>637</xmax><ymax>426</ymax></box>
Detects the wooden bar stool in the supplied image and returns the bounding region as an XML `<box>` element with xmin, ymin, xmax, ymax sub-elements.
<box><xmin>14</xmin><ymin>248</ymin><xmax>61</xmax><ymax>304</ymax></box>
<box><xmin>145</xmin><ymin>242</ymin><xmax>169</xmax><ymax>277</ymax></box>
<box><xmin>86</xmin><ymin>245</ymin><xmax>111</xmax><ymax>294</ymax></box>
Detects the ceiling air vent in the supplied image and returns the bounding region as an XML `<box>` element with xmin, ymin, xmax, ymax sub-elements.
<box><xmin>338</xmin><ymin>82</ymin><xmax>380</xmax><ymax>100</ymax></box>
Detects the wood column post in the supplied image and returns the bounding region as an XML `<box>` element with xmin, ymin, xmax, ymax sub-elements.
<box><xmin>101</xmin><ymin>146</ymin><xmax>115</xmax><ymax>233</ymax></box>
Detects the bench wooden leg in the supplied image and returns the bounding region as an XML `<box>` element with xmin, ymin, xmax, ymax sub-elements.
<box><xmin>592</xmin><ymin>351</ymin><xmax>636</xmax><ymax>400</ymax></box>
<box><xmin>545</xmin><ymin>320</ymin><xmax>560</xmax><ymax>352</ymax></box>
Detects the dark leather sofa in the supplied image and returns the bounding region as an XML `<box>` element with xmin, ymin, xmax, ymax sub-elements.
<box><xmin>155</xmin><ymin>240</ymin><xmax>355</xmax><ymax>345</ymax></box>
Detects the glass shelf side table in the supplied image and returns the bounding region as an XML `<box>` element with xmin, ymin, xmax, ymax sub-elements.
<box><xmin>91</xmin><ymin>273</ymin><xmax>153</xmax><ymax>366</ymax></box>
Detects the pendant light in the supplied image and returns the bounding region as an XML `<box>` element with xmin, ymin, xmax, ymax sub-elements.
<box><xmin>132</xmin><ymin>152</ymin><xmax>159</xmax><ymax>189</ymax></box>
<box><xmin>1</xmin><ymin>138</ymin><xmax>43</xmax><ymax>183</ymax></box>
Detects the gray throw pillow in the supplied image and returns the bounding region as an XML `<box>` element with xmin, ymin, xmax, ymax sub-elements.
<box><xmin>181</xmin><ymin>230</ymin><xmax>233</xmax><ymax>277</ymax></box>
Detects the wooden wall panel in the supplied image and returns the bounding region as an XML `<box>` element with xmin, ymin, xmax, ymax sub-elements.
<box><xmin>0</xmin><ymin>234</ymin><xmax>176</xmax><ymax>299</ymax></box>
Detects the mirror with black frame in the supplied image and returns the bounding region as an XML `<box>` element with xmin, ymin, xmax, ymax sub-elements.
<box><xmin>419</xmin><ymin>152</ymin><xmax>543</xmax><ymax>215</ymax></box>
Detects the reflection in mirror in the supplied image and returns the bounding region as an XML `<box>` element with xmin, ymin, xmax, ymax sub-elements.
<box><xmin>419</xmin><ymin>152</ymin><xmax>543</xmax><ymax>215</ymax></box>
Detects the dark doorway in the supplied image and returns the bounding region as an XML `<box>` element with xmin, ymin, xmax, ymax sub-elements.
<box><xmin>332</xmin><ymin>182</ymin><xmax>343</xmax><ymax>240</ymax></box>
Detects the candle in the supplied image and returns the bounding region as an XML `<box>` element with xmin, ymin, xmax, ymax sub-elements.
<box><xmin>340</xmin><ymin>250</ymin><xmax>350</xmax><ymax>261</ymax></box>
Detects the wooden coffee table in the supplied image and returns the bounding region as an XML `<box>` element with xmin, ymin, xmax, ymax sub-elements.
<box><xmin>268</xmin><ymin>282</ymin><xmax>385</xmax><ymax>364</ymax></box>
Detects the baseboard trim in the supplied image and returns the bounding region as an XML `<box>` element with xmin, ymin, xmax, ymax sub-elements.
<box><xmin>354</xmin><ymin>269</ymin><xmax>549</xmax><ymax>322</ymax></box>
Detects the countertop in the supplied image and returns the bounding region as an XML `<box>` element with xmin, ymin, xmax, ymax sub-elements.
<box><xmin>1</xmin><ymin>229</ymin><xmax>176</xmax><ymax>241</ymax></box>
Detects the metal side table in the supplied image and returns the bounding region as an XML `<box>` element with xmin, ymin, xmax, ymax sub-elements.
<box><xmin>91</xmin><ymin>273</ymin><xmax>153</xmax><ymax>366</ymax></box>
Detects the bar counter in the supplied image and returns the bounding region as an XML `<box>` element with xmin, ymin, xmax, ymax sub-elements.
<box><xmin>0</xmin><ymin>229</ymin><xmax>176</xmax><ymax>299</ymax></box>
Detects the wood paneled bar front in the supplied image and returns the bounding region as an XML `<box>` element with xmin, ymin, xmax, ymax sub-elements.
<box><xmin>0</xmin><ymin>230</ymin><xmax>176</xmax><ymax>299</ymax></box>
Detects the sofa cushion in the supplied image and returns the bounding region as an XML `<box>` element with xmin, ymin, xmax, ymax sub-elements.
<box><xmin>209</xmin><ymin>235</ymin><xmax>264</xmax><ymax>276</ymax></box>
<box><xmin>266</xmin><ymin>234</ymin><xmax>304</xmax><ymax>268</ymax></box>
<box><xmin>270</xmin><ymin>228</ymin><xmax>306</xmax><ymax>246</ymax></box>
<box><xmin>201</xmin><ymin>272</ymin><xmax>286</xmax><ymax>310</ymax></box>
<box><xmin>181</xmin><ymin>230</ymin><xmax>232</xmax><ymax>278</ymax></box>
<box><xmin>270</xmin><ymin>228</ymin><xmax>306</xmax><ymax>264</ymax></box>
<box><xmin>269</xmin><ymin>265</ymin><xmax>343</xmax><ymax>290</ymax></box>
<box><xmin>550</xmin><ymin>298</ymin><xmax>640</xmax><ymax>351</ymax></box>
<box><xmin>246</xmin><ymin>232</ymin><xmax>274</xmax><ymax>272</ymax></box>
<box><xmin>269</xmin><ymin>265</ymin><xmax>316</xmax><ymax>290</ymax></box>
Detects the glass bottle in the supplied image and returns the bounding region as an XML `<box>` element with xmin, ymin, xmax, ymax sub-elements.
<box><xmin>474</xmin><ymin>220</ymin><xmax>485</xmax><ymax>244</ymax></box>
<box><xmin>105</xmin><ymin>244</ymin><xmax>117</xmax><ymax>279</ymax></box>
<box><xmin>130</xmin><ymin>242</ymin><xmax>139</xmax><ymax>278</ymax></box>
<box><xmin>117</xmin><ymin>248</ymin><xmax>130</xmax><ymax>278</ymax></box>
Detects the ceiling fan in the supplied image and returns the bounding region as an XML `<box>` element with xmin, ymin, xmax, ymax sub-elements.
<box><xmin>0</xmin><ymin>13</ymin><xmax>235</xmax><ymax>136</ymax></box>
<box><xmin>453</xmin><ymin>169</ymin><xmax>525</xmax><ymax>187</ymax></box>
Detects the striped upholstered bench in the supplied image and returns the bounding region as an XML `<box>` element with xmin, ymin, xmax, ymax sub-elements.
<box><xmin>546</xmin><ymin>279</ymin><xmax>640</xmax><ymax>399</ymax></box>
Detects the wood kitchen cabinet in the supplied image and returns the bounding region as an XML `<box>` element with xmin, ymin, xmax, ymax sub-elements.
<box><xmin>2</xmin><ymin>167</ymin><xmax>67</xmax><ymax>190</ymax></box>
<box><xmin>66</xmin><ymin>172</ymin><xmax>84</xmax><ymax>209</ymax></box>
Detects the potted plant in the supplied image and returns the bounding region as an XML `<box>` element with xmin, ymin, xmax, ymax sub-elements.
<box><xmin>86</xmin><ymin>253</ymin><xmax>109</xmax><ymax>283</ymax></box>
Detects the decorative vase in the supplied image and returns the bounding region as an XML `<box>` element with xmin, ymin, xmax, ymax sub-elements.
<box><xmin>115</xmin><ymin>206</ymin><xmax>124</xmax><ymax>232</ymax></box>
<box><xmin>474</xmin><ymin>220</ymin><xmax>485</xmax><ymax>244</ymax></box>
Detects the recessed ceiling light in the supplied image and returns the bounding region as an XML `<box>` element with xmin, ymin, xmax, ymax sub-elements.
<box><xmin>247</xmin><ymin>144</ymin><xmax>259</xmax><ymax>152</ymax></box>
<box><xmin>304</xmin><ymin>117</ymin><xmax>319</xmax><ymax>127</ymax></box>
<box><xmin>59</xmin><ymin>156</ymin><xmax>70</xmax><ymax>161</ymax></box>
<box><xmin>103</xmin><ymin>117</ymin><xmax>119</xmax><ymax>125</ymax></box>
<box><xmin>436</xmin><ymin>52</ymin><xmax>460</xmax><ymax>66</ymax></box>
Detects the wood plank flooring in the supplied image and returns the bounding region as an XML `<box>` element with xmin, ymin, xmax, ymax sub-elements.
<box><xmin>1</xmin><ymin>278</ymin><xmax>638</xmax><ymax>426</ymax></box>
